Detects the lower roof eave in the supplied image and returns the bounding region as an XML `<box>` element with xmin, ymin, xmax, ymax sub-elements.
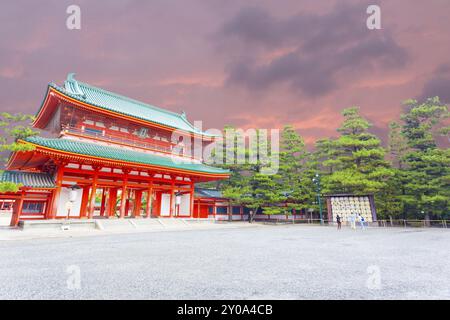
<box><xmin>12</xmin><ymin>139</ymin><xmax>230</xmax><ymax>181</ymax></box>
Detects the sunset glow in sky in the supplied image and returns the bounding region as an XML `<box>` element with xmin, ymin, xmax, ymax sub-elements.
<box><xmin>1</xmin><ymin>0</ymin><xmax>450</xmax><ymax>145</ymax></box>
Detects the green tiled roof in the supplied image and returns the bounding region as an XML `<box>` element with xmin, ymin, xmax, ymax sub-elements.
<box><xmin>0</xmin><ymin>170</ymin><xmax>55</xmax><ymax>188</ymax></box>
<box><xmin>47</xmin><ymin>73</ymin><xmax>215</xmax><ymax>137</ymax></box>
<box><xmin>25</xmin><ymin>136</ymin><xmax>229</xmax><ymax>175</ymax></box>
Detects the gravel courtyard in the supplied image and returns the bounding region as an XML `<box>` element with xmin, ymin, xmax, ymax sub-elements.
<box><xmin>0</xmin><ymin>224</ymin><xmax>449</xmax><ymax>300</ymax></box>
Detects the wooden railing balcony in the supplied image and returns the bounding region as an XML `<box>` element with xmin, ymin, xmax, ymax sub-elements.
<box><xmin>62</xmin><ymin>126</ymin><xmax>179</xmax><ymax>155</ymax></box>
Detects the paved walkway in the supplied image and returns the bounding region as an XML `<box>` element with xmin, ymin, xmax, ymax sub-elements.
<box><xmin>0</xmin><ymin>220</ymin><xmax>257</xmax><ymax>241</ymax></box>
<box><xmin>0</xmin><ymin>225</ymin><xmax>449</xmax><ymax>299</ymax></box>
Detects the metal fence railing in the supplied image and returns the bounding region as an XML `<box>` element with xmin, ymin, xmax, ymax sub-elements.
<box><xmin>260</xmin><ymin>218</ymin><xmax>328</xmax><ymax>225</ymax></box>
<box><xmin>257</xmin><ymin>217</ymin><xmax>449</xmax><ymax>229</ymax></box>
<box><xmin>376</xmin><ymin>219</ymin><xmax>449</xmax><ymax>228</ymax></box>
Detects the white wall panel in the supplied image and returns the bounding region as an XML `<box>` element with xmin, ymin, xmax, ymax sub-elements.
<box><xmin>56</xmin><ymin>187</ymin><xmax>82</xmax><ymax>218</ymax></box>
<box><xmin>160</xmin><ymin>193</ymin><xmax>171</xmax><ymax>216</ymax></box>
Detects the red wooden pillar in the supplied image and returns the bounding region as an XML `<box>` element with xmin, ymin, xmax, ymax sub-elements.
<box><xmin>49</xmin><ymin>165</ymin><xmax>65</xmax><ymax>219</ymax></box>
<box><xmin>99</xmin><ymin>188</ymin><xmax>106</xmax><ymax>216</ymax></box>
<box><xmin>197</xmin><ymin>200</ymin><xmax>201</xmax><ymax>218</ymax></box>
<box><xmin>153</xmin><ymin>191</ymin><xmax>162</xmax><ymax>217</ymax></box>
<box><xmin>169</xmin><ymin>183</ymin><xmax>175</xmax><ymax>217</ymax></box>
<box><xmin>107</xmin><ymin>188</ymin><xmax>118</xmax><ymax>218</ymax></box>
<box><xmin>145</xmin><ymin>184</ymin><xmax>153</xmax><ymax>218</ymax></box>
<box><xmin>10</xmin><ymin>191</ymin><xmax>25</xmax><ymax>227</ymax></box>
<box><xmin>88</xmin><ymin>170</ymin><xmax>99</xmax><ymax>219</ymax></box>
<box><xmin>119</xmin><ymin>175</ymin><xmax>129</xmax><ymax>219</ymax></box>
<box><xmin>79</xmin><ymin>186</ymin><xmax>90</xmax><ymax>218</ymax></box>
<box><xmin>133</xmin><ymin>190</ymin><xmax>143</xmax><ymax>218</ymax></box>
<box><xmin>44</xmin><ymin>192</ymin><xmax>53</xmax><ymax>219</ymax></box>
<box><xmin>125</xmin><ymin>192</ymin><xmax>131</xmax><ymax>217</ymax></box>
<box><xmin>189</xmin><ymin>183</ymin><xmax>194</xmax><ymax>218</ymax></box>
<box><xmin>43</xmin><ymin>196</ymin><xmax>50</xmax><ymax>219</ymax></box>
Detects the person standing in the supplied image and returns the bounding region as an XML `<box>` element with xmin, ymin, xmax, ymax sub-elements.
<box><xmin>350</xmin><ymin>213</ymin><xmax>356</xmax><ymax>230</ymax></box>
<box><xmin>248</xmin><ymin>210</ymin><xmax>253</xmax><ymax>223</ymax></box>
<box><xmin>358</xmin><ymin>214</ymin><xmax>366</xmax><ymax>230</ymax></box>
<box><xmin>336</xmin><ymin>214</ymin><xmax>342</xmax><ymax>230</ymax></box>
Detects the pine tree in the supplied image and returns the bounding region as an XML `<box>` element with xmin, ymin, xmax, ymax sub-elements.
<box><xmin>388</xmin><ymin>122</ymin><xmax>408</xmax><ymax>170</ymax></box>
<box><xmin>0</xmin><ymin>113</ymin><xmax>37</xmax><ymax>192</ymax></box>
<box><xmin>400</xmin><ymin>97</ymin><xmax>449</xmax><ymax>219</ymax></box>
<box><xmin>278</xmin><ymin>125</ymin><xmax>315</xmax><ymax>213</ymax></box>
<box><xmin>322</xmin><ymin>107</ymin><xmax>394</xmax><ymax>197</ymax></box>
<box><xmin>217</xmin><ymin>126</ymin><xmax>286</xmax><ymax>215</ymax></box>
<box><xmin>220</xmin><ymin>125</ymin><xmax>318</xmax><ymax>216</ymax></box>
<box><xmin>376</xmin><ymin>121</ymin><xmax>410</xmax><ymax>218</ymax></box>
<box><xmin>315</xmin><ymin>138</ymin><xmax>338</xmax><ymax>174</ymax></box>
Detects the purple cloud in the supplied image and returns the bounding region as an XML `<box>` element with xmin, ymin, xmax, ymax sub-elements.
<box><xmin>218</xmin><ymin>3</ymin><xmax>409</xmax><ymax>97</ymax></box>
<box><xmin>419</xmin><ymin>64</ymin><xmax>450</xmax><ymax>103</ymax></box>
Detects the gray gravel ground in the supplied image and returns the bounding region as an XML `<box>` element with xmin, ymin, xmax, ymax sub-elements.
<box><xmin>0</xmin><ymin>224</ymin><xmax>449</xmax><ymax>299</ymax></box>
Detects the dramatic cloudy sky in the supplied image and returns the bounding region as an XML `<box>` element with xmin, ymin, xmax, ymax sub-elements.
<box><xmin>1</xmin><ymin>0</ymin><xmax>450</xmax><ymax>145</ymax></box>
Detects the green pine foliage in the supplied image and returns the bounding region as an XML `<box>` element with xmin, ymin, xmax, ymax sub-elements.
<box><xmin>0</xmin><ymin>113</ymin><xmax>37</xmax><ymax>193</ymax></box>
<box><xmin>0</xmin><ymin>180</ymin><xmax>21</xmax><ymax>193</ymax></box>
<box><xmin>321</xmin><ymin>107</ymin><xmax>394</xmax><ymax>196</ymax></box>
<box><xmin>278</xmin><ymin>125</ymin><xmax>316</xmax><ymax>212</ymax></box>
<box><xmin>215</xmin><ymin>98</ymin><xmax>448</xmax><ymax>220</ymax></box>
<box><xmin>399</xmin><ymin>97</ymin><xmax>449</xmax><ymax>219</ymax></box>
<box><xmin>218</xmin><ymin>126</ymin><xmax>287</xmax><ymax>214</ymax></box>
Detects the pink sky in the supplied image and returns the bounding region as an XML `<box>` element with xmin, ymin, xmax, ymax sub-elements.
<box><xmin>1</xmin><ymin>0</ymin><xmax>449</xmax><ymax>146</ymax></box>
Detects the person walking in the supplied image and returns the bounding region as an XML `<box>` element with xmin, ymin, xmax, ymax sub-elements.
<box><xmin>336</xmin><ymin>214</ymin><xmax>342</xmax><ymax>230</ymax></box>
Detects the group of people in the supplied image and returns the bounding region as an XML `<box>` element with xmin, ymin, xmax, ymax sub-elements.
<box><xmin>335</xmin><ymin>213</ymin><xmax>366</xmax><ymax>230</ymax></box>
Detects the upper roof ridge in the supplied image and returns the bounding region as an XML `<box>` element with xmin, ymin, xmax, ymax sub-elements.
<box><xmin>39</xmin><ymin>74</ymin><xmax>217</xmax><ymax>137</ymax></box>
<box><xmin>64</xmin><ymin>73</ymin><xmax>186</xmax><ymax>120</ymax></box>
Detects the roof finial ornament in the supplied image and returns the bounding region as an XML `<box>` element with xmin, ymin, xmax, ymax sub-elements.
<box><xmin>64</xmin><ymin>72</ymin><xmax>85</xmax><ymax>98</ymax></box>
<box><xmin>67</xmin><ymin>73</ymin><xmax>76</xmax><ymax>82</ymax></box>
<box><xmin>181</xmin><ymin>110</ymin><xmax>187</xmax><ymax>118</ymax></box>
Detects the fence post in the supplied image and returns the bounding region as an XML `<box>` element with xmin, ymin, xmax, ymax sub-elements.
<box><xmin>404</xmin><ymin>219</ymin><xmax>407</xmax><ymax>228</ymax></box>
